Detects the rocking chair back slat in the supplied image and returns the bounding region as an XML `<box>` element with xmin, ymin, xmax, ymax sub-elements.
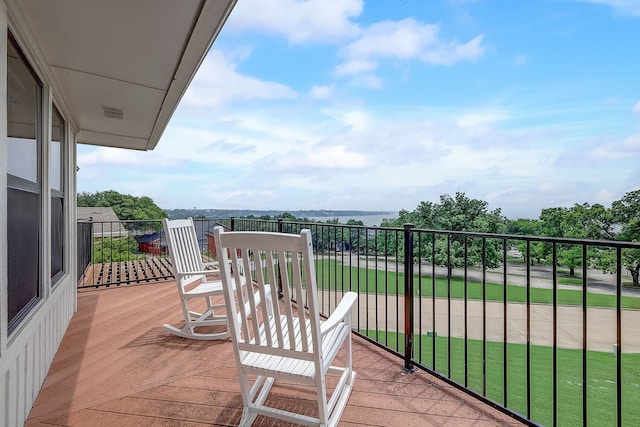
<box><xmin>167</xmin><ymin>221</ymin><xmax>202</xmax><ymax>285</ymax></box>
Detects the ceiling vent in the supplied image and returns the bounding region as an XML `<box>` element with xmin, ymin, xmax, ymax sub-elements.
<box><xmin>102</xmin><ymin>105</ymin><xmax>125</xmax><ymax>120</ymax></box>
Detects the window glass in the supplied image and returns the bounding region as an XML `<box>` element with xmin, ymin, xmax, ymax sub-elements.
<box><xmin>50</xmin><ymin>107</ymin><xmax>63</xmax><ymax>192</ymax></box>
<box><xmin>8</xmin><ymin>137</ymin><xmax>37</xmax><ymax>181</ymax></box>
<box><xmin>7</xmin><ymin>33</ymin><xmax>42</xmax><ymax>332</ymax></box>
<box><xmin>51</xmin><ymin>106</ymin><xmax>65</xmax><ymax>282</ymax></box>
<box><xmin>7</xmin><ymin>43</ymin><xmax>39</xmax><ymax>183</ymax></box>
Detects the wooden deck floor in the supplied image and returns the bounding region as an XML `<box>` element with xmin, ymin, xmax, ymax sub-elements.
<box><xmin>26</xmin><ymin>280</ymin><xmax>521</xmax><ymax>426</ymax></box>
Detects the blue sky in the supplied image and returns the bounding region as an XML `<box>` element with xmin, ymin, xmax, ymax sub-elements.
<box><xmin>77</xmin><ymin>0</ymin><xmax>640</xmax><ymax>219</ymax></box>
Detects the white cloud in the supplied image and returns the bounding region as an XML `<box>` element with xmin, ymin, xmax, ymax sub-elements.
<box><xmin>580</xmin><ymin>0</ymin><xmax>640</xmax><ymax>16</ymax></box>
<box><xmin>78</xmin><ymin>147</ymin><xmax>174</xmax><ymax>167</ymax></box>
<box><xmin>566</xmin><ymin>133</ymin><xmax>640</xmax><ymax>165</ymax></box>
<box><xmin>273</xmin><ymin>145</ymin><xmax>369</xmax><ymax>171</ymax></box>
<box><xmin>309</xmin><ymin>85</ymin><xmax>334</xmax><ymax>99</ymax></box>
<box><xmin>155</xmin><ymin>119</ymin><xmax>316</xmax><ymax>169</ymax></box>
<box><xmin>344</xmin><ymin>110</ymin><xmax>369</xmax><ymax>131</ymax></box>
<box><xmin>79</xmin><ymin>97</ymin><xmax>634</xmax><ymax>217</ymax></box>
<box><xmin>330</xmin><ymin>109</ymin><xmax>371</xmax><ymax>131</ymax></box>
<box><xmin>455</xmin><ymin>111</ymin><xmax>508</xmax><ymax>127</ymax></box>
<box><xmin>334</xmin><ymin>59</ymin><xmax>378</xmax><ymax>76</ymax></box>
<box><xmin>227</xmin><ymin>0</ymin><xmax>363</xmax><ymax>43</ymax></box>
<box><xmin>593</xmin><ymin>189</ymin><xmax>619</xmax><ymax>205</ymax></box>
<box><xmin>181</xmin><ymin>50</ymin><xmax>297</xmax><ymax>109</ymax></box>
<box><xmin>339</xmin><ymin>18</ymin><xmax>485</xmax><ymax>66</ymax></box>
<box><xmin>633</xmin><ymin>101</ymin><xmax>640</xmax><ymax>114</ymax></box>
<box><xmin>350</xmin><ymin>74</ymin><xmax>384</xmax><ymax>89</ymax></box>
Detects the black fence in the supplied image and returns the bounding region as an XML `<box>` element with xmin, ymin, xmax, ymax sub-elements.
<box><xmin>76</xmin><ymin>221</ymin><xmax>93</xmax><ymax>281</ymax></box>
<box><xmin>76</xmin><ymin>218</ymin><xmax>233</xmax><ymax>288</ymax></box>
<box><xmin>77</xmin><ymin>217</ymin><xmax>640</xmax><ymax>426</ymax></box>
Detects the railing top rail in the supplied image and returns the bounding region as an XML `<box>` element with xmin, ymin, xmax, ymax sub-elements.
<box><xmin>235</xmin><ymin>217</ymin><xmax>640</xmax><ymax>249</ymax></box>
<box><xmin>79</xmin><ymin>217</ymin><xmax>640</xmax><ymax>249</ymax></box>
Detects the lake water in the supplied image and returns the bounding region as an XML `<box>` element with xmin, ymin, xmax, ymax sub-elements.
<box><xmin>308</xmin><ymin>213</ymin><xmax>398</xmax><ymax>227</ymax></box>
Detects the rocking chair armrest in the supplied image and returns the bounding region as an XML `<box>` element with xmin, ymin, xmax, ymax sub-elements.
<box><xmin>202</xmin><ymin>261</ymin><xmax>219</xmax><ymax>270</ymax></box>
<box><xmin>320</xmin><ymin>291</ymin><xmax>357</xmax><ymax>336</ymax></box>
<box><xmin>241</xmin><ymin>287</ymin><xmax>272</xmax><ymax>314</ymax></box>
<box><xmin>175</xmin><ymin>269</ymin><xmax>220</xmax><ymax>278</ymax></box>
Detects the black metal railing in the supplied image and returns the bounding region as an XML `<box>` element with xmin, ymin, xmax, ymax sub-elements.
<box><xmin>77</xmin><ymin>219</ymin><xmax>168</xmax><ymax>288</ymax></box>
<box><xmin>76</xmin><ymin>218</ymin><xmax>233</xmax><ymax>288</ymax></box>
<box><xmin>76</xmin><ymin>217</ymin><xmax>640</xmax><ymax>426</ymax></box>
<box><xmin>227</xmin><ymin>218</ymin><xmax>640</xmax><ymax>427</ymax></box>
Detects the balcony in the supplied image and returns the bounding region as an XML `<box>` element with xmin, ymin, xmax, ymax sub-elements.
<box><xmin>26</xmin><ymin>278</ymin><xmax>517</xmax><ymax>426</ymax></box>
<box><xmin>37</xmin><ymin>217</ymin><xmax>640</xmax><ymax>426</ymax></box>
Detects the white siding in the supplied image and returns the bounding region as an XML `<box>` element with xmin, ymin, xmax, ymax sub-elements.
<box><xmin>1</xmin><ymin>3</ymin><xmax>78</xmax><ymax>426</ymax></box>
<box><xmin>0</xmin><ymin>278</ymin><xmax>75</xmax><ymax>426</ymax></box>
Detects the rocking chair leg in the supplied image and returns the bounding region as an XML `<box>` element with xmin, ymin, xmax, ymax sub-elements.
<box><xmin>239</xmin><ymin>406</ymin><xmax>257</xmax><ymax>427</ymax></box>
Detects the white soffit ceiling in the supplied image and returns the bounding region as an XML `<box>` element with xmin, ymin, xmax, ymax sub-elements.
<box><xmin>9</xmin><ymin>0</ymin><xmax>236</xmax><ymax>151</ymax></box>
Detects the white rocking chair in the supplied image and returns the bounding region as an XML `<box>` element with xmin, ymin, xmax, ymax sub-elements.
<box><xmin>162</xmin><ymin>218</ymin><xmax>230</xmax><ymax>340</ymax></box>
<box><xmin>214</xmin><ymin>226</ymin><xmax>357</xmax><ymax>427</ymax></box>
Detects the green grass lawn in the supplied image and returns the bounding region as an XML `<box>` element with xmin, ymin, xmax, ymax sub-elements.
<box><xmin>315</xmin><ymin>259</ymin><xmax>640</xmax><ymax>309</ymax></box>
<box><xmin>361</xmin><ymin>331</ymin><xmax>640</xmax><ymax>427</ymax></box>
<box><xmin>557</xmin><ymin>276</ymin><xmax>584</xmax><ymax>285</ymax></box>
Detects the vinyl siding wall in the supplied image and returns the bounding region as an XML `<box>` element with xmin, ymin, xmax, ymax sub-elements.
<box><xmin>1</xmin><ymin>3</ymin><xmax>78</xmax><ymax>425</ymax></box>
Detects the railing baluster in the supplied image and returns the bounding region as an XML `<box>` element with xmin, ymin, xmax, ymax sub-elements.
<box><xmin>616</xmin><ymin>247</ymin><xmax>622</xmax><ymax>427</ymax></box>
<box><xmin>432</xmin><ymin>232</ymin><xmax>436</xmax><ymax>370</ymax></box>
<box><xmin>482</xmin><ymin>237</ymin><xmax>487</xmax><ymax>397</ymax></box>
<box><xmin>418</xmin><ymin>232</ymin><xmax>423</xmax><ymax>365</ymax></box>
<box><xmin>553</xmin><ymin>242</ymin><xmax>558</xmax><ymax>427</ymax></box>
<box><xmin>582</xmin><ymin>244</ymin><xmax>588</xmax><ymax>427</ymax></box>
<box><xmin>403</xmin><ymin>223</ymin><xmax>416</xmax><ymax>373</ymax></box>
<box><xmin>396</xmin><ymin>229</ymin><xmax>400</xmax><ymax>352</ymax></box>
<box><xmin>526</xmin><ymin>239</ymin><xmax>532</xmax><ymax>420</ymax></box>
<box><xmin>464</xmin><ymin>236</ymin><xmax>469</xmax><ymax>388</ymax></box>
<box><xmin>503</xmin><ymin>238</ymin><xmax>508</xmax><ymax>407</ymax></box>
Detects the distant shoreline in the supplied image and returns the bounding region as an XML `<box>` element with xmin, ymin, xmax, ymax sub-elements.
<box><xmin>165</xmin><ymin>208</ymin><xmax>396</xmax><ymax>219</ymax></box>
<box><xmin>308</xmin><ymin>213</ymin><xmax>397</xmax><ymax>227</ymax></box>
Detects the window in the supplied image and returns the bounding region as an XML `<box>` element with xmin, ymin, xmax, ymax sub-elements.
<box><xmin>51</xmin><ymin>106</ymin><xmax>65</xmax><ymax>284</ymax></box>
<box><xmin>7</xmin><ymin>33</ymin><xmax>43</xmax><ymax>332</ymax></box>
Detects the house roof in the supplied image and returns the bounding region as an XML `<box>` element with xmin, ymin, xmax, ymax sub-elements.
<box><xmin>77</xmin><ymin>207</ymin><xmax>128</xmax><ymax>238</ymax></box>
<box><xmin>7</xmin><ymin>0</ymin><xmax>236</xmax><ymax>151</ymax></box>
<box><xmin>136</xmin><ymin>232</ymin><xmax>163</xmax><ymax>243</ymax></box>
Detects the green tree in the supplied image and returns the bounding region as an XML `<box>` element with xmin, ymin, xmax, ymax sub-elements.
<box><xmin>610</xmin><ymin>190</ymin><xmax>640</xmax><ymax>286</ymax></box>
<box><xmin>507</xmin><ymin>218</ymin><xmax>546</xmax><ymax>264</ymax></box>
<box><xmin>92</xmin><ymin>236</ymin><xmax>139</xmax><ymax>263</ymax></box>
<box><xmin>78</xmin><ymin>190</ymin><xmax>167</xmax><ymax>222</ymax></box>
<box><xmin>389</xmin><ymin>193</ymin><xmax>507</xmax><ymax>276</ymax></box>
<box><xmin>507</xmin><ymin>218</ymin><xmax>542</xmax><ymax>236</ymax></box>
<box><xmin>539</xmin><ymin>204</ymin><xmax>611</xmax><ymax>276</ymax></box>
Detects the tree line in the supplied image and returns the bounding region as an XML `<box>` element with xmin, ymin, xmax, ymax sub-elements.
<box><xmin>78</xmin><ymin>190</ymin><xmax>167</xmax><ymax>223</ymax></box>
<box><xmin>377</xmin><ymin>190</ymin><xmax>640</xmax><ymax>286</ymax></box>
<box><xmin>78</xmin><ymin>189</ymin><xmax>640</xmax><ymax>286</ymax></box>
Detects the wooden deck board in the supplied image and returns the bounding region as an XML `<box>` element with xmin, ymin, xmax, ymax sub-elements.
<box><xmin>27</xmin><ymin>281</ymin><xmax>521</xmax><ymax>426</ymax></box>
